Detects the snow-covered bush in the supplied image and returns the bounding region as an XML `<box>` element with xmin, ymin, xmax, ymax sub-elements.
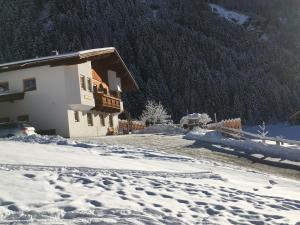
<box><xmin>140</xmin><ymin>101</ymin><xmax>171</xmax><ymax>125</ymax></box>
<box><xmin>198</xmin><ymin>113</ymin><xmax>212</xmax><ymax>127</ymax></box>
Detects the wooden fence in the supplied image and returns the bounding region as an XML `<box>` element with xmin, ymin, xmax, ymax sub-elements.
<box><xmin>208</xmin><ymin>118</ymin><xmax>242</xmax><ymax>130</ymax></box>
<box><xmin>119</xmin><ymin>120</ymin><xmax>145</xmax><ymax>134</ymax></box>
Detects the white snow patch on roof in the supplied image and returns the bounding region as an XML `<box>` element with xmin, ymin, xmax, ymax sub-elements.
<box><xmin>209</xmin><ymin>3</ymin><xmax>249</xmax><ymax>25</ymax></box>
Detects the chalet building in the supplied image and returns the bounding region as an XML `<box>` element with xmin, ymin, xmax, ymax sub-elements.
<box><xmin>0</xmin><ymin>48</ymin><xmax>138</xmax><ymax>137</ymax></box>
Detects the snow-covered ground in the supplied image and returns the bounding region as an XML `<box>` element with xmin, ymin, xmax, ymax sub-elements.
<box><xmin>209</xmin><ymin>3</ymin><xmax>249</xmax><ymax>25</ymax></box>
<box><xmin>0</xmin><ymin>135</ymin><xmax>300</xmax><ymax>224</ymax></box>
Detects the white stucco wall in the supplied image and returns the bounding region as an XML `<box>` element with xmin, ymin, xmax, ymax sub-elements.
<box><xmin>65</xmin><ymin>62</ymin><xmax>95</xmax><ymax>111</ymax></box>
<box><xmin>0</xmin><ymin>65</ymin><xmax>70</xmax><ymax>136</ymax></box>
<box><xmin>67</xmin><ymin>111</ymin><xmax>119</xmax><ymax>137</ymax></box>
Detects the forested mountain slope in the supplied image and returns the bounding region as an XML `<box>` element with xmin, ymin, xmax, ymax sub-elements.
<box><xmin>0</xmin><ymin>0</ymin><xmax>300</xmax><ymax>123</ymax></box>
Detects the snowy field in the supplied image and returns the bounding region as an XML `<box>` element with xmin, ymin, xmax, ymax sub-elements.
<box><xmin>0</xmin><ymin>135</ymin><xmax>300</xmax><ymax>224</ymax></box>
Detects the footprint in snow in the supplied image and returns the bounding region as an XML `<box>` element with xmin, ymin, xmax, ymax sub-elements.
<box><xmin>135</xmin><ymin>187</ymin><xmax>144</xmax><ymax>191</ymax></box>
<box><xmin>195</xmin><ymin>201</ymin><xmax>207</xmax><ymax>206</ymax></box>
<box><xmin>60</xmin><ymin>194</ymin><xmax>71</xmax><ymax>199</ymax></box>
<box><xmin>117</xmin><ymin>190</ymin><xmax>126</xmax><ymax>196</ymax></box>
<box><xmin>24</xmin><ymin>174</ymin><xmax>36</xmax><ymax>179</ymax></box>
<box><xmin>7</xmin><ymin>205</ymin><xmax>19</xmax><ymax>212</ymax></box>
<box><xmin>206</xmin><ymin>207</ymin><xmax>219</xmax><ymax>216</ymax></box>
<box><xmin>269</xmin><ymin>180</ymin><xmax>277</xmax><ymax>185</ymax></box>
<box><xmin>49</xmin><ymin>180</ymin><xmax>55</xmax><ymax>185</ymax></box>
<box><xmin>62</xmin><ymin>206</ymin><xmax>77</xmax><ymax>212</ymax></box>
<box><xmin>161</xmin><ymin>194</ymin><xmax>173</xmax><ymax>199</ymax></box>
<box><xmin>162</xmin><ymin>208</ymin><xmax>172</xmax><ymax>213</ymax></box>
<box><xmin>0</xmin><ymin>199</ymin><xmax>14</xmax><ymax>206</ymax></box>
<box><xmin>88</xmin><ymin>200</ymin><xmax>102</xmax><ymax>207</ymax></box>
<box><xmin>55</xmin><ymin>185</ymin><xmax>64</xmax><ymax>191</ymax></box>
<box><xmin>76</xmin><ymin>178</ymin><xmax>93</xmax><ymax>185</ymax></box>
<box><xmin>145</xmin><ymin>191</ymin><xmax>156</xmax><ymax>196</ymax></box>
<box><xmin>177</xmin><ymin>199</ymin><xmax>189</xmax><ymax>204</ymax></box>
<box><xmin>153</xmin><ymin>203</ymin><xmax>162</xmax><ymax>208</ymax></box>
<box><xmin>120</xmin><ymin>196</ymin><xmax>129</xmax><ymax>200</ymax></box>
<box><xmin>103</xmin><ymin>180</ymin><xmax>113</xmax><ymax>186</ymax></box>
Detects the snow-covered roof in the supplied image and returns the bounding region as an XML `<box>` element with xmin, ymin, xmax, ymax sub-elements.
<box><xmin>0</xmin><ymin>47</ymin><xmax>138</xmax><ymax>91</ymax></box>
<box><xmin>0</xmin><ymin>47</ymin><xmax>115</xmax><ymax>69</ymax></box>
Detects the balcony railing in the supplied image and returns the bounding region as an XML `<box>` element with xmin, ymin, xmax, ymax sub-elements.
<box><xmin>94</xmin><ymin>92</ymin><xmax>121</xmax><ymax>113</ymax></box>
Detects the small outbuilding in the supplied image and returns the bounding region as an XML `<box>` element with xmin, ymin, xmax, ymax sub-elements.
<box><xmin>289</xmin><ymin>111</ymin><xmax>300</xmax><ymax>125</ymax></box>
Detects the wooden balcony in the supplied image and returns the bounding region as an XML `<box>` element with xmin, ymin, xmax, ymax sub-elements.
<box><xmin>94</xmin><ymin>92</ymin><xmax>121</xmax><ymax>113</ymax></box>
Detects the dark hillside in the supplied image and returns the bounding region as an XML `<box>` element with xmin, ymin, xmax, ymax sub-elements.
<box><xmin>0</xmin><ymin>0</ymin><xmax>299</xmax><ymax>123</ymax></box>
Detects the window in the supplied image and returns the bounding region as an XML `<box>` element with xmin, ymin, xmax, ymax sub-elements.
<box><xmin>0</xmin><ymin>82</ymin><xmax>9</xmax><ymax>93</ymax></box>
<box><xmin>80</xmin><ymin>75</ymin><xmax>86</xmax><ymax>90</ymax></box>
<box><xmin>87</xmin><ymin>113</ymin><xmax>93</xmax><ymax>126</ymax></box>
<box><xmin>87</xmin><ymin>78</ymin><xmax>92</xmax><ymax>92</ymax></box>
<box><xmin>17</xmin><ymin>115</ymin><xmax>29</xmax><ymax>122</ymax></box>
<box><xmin>109</xmin><ymin>115</ymin><xmax>113</xmax><ymax>127</ymax></box>
<box><xmin>23</xmin><ymin>78</ymin><xmax>36</xmax><ymax>92</ymax></box>
<box><xmin>100</xmin><ymin>114</ymin><xmax>105</xmax><ymax>126</ymax></box>
<box><xmin>74</xmin><ymin>111</ymin><xmax>80</xmax><ymax>122</ymax></box>
<box><xmin>0</xmin><ymin>117</ymin><xmax>9</xmax><ymax>123</ymax></box>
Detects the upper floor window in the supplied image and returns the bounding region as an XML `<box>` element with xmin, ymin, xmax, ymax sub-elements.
<box><xmin>80</xmin><ymin>75</ymin><xmax>86</xmax><ymax>90</ymax></box>
<box><xmin>23</xmin><ymin>78</ymin><xmax>36</xmax><ymax>92</ymax></box>
<box><xmin>0</xmin><ymin>82</ymin><xmax>9</xmax><ymax>93</ymax></box>
<box><xmin>87</xmin><ymin>78</ymin><xmax>92</xmax><ymax>92</ymax></box>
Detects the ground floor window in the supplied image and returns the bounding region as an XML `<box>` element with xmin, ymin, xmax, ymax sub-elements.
<box><xmin>87</xmin><ymin>113</ymin><xmax>93</xmax><ymax>126</ymax></box>
<box><xmin>17</xmin><ymin>115</ymin><xmax>29</xmax><ymax>122</ymax></box>
<box><xmin>100</xmin><ymin>114</ymin><xmax>105</xmax><ymax>126</ymax></box>
<box><xmin>0</xmin><ymin>117</ymin><xmax>9</xmax><ymax>123</ymax></box>
<box><xmin>23</xmin><ymin>78</ymin><xmax>36</xmax><ymax>92</ymax></box>
<box><xmin>109</xmin><ymin>115</ymin><xmax>113</xmax><ymax>127</ymax></box>
<box><xmin>74</xmin><ymin>111</ymin><xmax>80</xmax><ymax>122</ymax></box>
<box><xmin>0</xmin><ymin>82</ymin><xmax>9</xmax><ymax>93</ymax></box>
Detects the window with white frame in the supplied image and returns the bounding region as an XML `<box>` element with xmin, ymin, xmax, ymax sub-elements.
<box><xmin>87</xmin><ymin>113</ymin><xmax>93</xmax><ymax>126</ymax></box>
<box><xmin>74</xmin><ymin>111</ymin><xmax>80</xmax><ymax>122</ymax></box>
<box><xmin>100</xmin><ymin>114</ymin><xmax>105</xmax><ymax>126</ymax></box>
<box><xmin>109</xmin><ymin>115</ymin><xmax>113</xmax><ymax>127</ymax></box>
<box><xmin>23</xmin><ymin>78</ymin><xmax>36</xmax><ymax>92</ymax></box>
<box><xmin>80</xmin><ymin>75</ymin><xmax>86</xmax><ymax>90</ymax></box>
<box><xmin>87</xmin><ymin>78</ymin><xmax>92</xmax><ymax>92</ymax></box>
